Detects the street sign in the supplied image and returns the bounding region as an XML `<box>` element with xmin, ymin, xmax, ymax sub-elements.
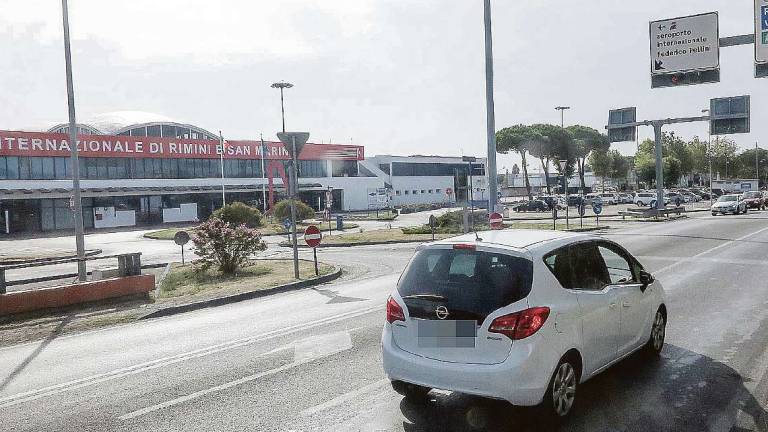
<box><xmin>173</xmin><ymin>231</ymin><xmax>190</xmax><ymax>246</ymax></box>
<box><xmin>446</xmin><ymin>187</ymin><xmax>453</xmax><ymax>195</ymax></box>
<box><xmin>277</xmin><ymin>132</ymin><xmax>310</xmax><ymax>159</ymax></box>
<box><xmin>650</xmin><ymin>12</ymin><xmax>720</xmax><ymax>88</ymax></box>
<box><xmin>710</xmin><ymin>96</ymin><xmax>750</xmax><ymax>135</ymax></box>
<box><xmin>282</xmin><ymin>218</ymin><xmax>292</xmax><ymax>232</ymax></box>
<box><xmin>592</xmin><ymin>202</ymin><xmax>603</xmax><ymax>215</ymax></box>
<box><xmin>608</xmin><ymin>108</ymin><xmax>637</xmax><ymax>143</ymax></box>
<box><xmin>756</xmin><ymin>0</ymin><xmax>768</xmax><ymax>76</ymax></box>
<box><xmin>489</xmin><ymin>212</ymin><xmax>503</xmax><ymax>230</ymax></box>
<box><xmin>303</xmin><ymin>225</ymin><xmax>322</xmax><ymax>248</ymax></box>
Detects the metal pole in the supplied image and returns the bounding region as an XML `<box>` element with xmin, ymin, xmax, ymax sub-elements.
<box><xmin>564</xmin><ymin>173</ymin><xmax>569</xmax><ymax>229</ymax></box>
<box><xmin>708</xmin><ymin>117</ymin><xmax>713</xmax><ymax>207</ymax></box>
<box><xmin>653</xmin><ymin>122</ymin><xmax>665</xmax><ymax>210</ymax></box>
<box><xmin>289</xmin><ymin>136</ymin><xmax>300</xmax><ymax>279</ymax></box>
<box><xmin>756</xmin><ymin>142</ymin><xmax>760</xmax><ymax>183</ymax></box>
<box><xmin>483</xmin><ymin>0</ymin><xmax>498</xmax><ymax>212</ymax></box>
<box><xmin>279</xmin><ymin>87</ymin><xmax>286</xmax><ymax>133</ymax></box>
<box><xmin>260</xmin><ymin>134</ymin><xmax>267</xmax><ymax>213</ymax></box>
<box><xmin>61</xmin><ymin>0</ymin><xmax>86</xmax><ymax>281</ymax></box>
<box><xmin>219</xmin><ymin>131</ymin><xmax>226</xmax><ymax>207</ymax></box>
<box><xmin>468</xmin><ymin>162</ymin><xmax>474</xmax><ymax>231</ymax></box>
<box><xmin>313</xmin><ymin>248</ymin><xmax>319</xmax><ymax>276</ymax></box>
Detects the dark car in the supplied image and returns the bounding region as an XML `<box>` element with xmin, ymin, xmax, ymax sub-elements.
<box><xmin>513</xmin><ymin>200</ymin><xmax>548</xmax><ymax>212</ymax></box>
<box><xmin>567</xmin><ymin>195</ymin><xmax>584</xmax><ymax>207</ymax></box>
<box><xmin>742</xmin><ymin>191</ymin><xmax>765</xmax><ymax>209</ymax></box>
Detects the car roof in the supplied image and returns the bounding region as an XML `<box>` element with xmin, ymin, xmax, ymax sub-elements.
<box><xmin>430</xmin><ymin>229</ymin><xmax>593</xmax><ymax>252</ymax></box>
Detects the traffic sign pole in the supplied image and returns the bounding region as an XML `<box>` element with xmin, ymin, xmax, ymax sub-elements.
<box><xmin>303</xmin><ymin>225</ymin><xmax>322</xmax><ymax>276</ymax></box>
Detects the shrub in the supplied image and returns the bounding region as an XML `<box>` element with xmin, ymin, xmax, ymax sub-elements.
<box><xmin>272</xmin><ymin>199</ymin><xmax>315</xmax><ymax>222</ymax></box>
<box><xmin>211</xmin><ymin>202</ymin><xmax>264</xmax><ymax>228</ymax></box>
<box><xmin>192</xmin><ymin>218</ymin><xmax>267</xmax><ymax>274</ymax></box>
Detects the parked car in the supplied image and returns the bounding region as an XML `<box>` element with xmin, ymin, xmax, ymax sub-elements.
<box><xmin>742</xmin><ymin>191</ymin><xmax>765</xmax><ymax>210</ymax></box>
<box><xmin>634</xmin><ymin>192</ymin><xmax>656</xmax><ymax>206</ymax></box>
<box><xmin>567</xmin><ymin>195</ymin><xmax>584</xmax><ymax>207</ymax></box>
<box><xmin>599</xmin><ymin>193</ymin><xmax>618</xmax><ymax>205</ymax></box>
<box><xmin>618</xmin><ymin>193</ymin><xmax>633</xmax><ymax>204</ymax></box>
<box><xmin>666</xmin><ymin>192</ymin><xmax>685</xmax><ymax>206</ymax></box>
<box><xmin>536</xmin><ymin>196</ymin><xmax>566</xmax><ymax>211</ymax></box>
<box><xmin>681</xmin><ymin>192</ymin><xmax>701</xmax><ymax>202</ymax></box>
<box><xmin>583</xmin><ymin>194</ymin><xmax>603</xmax><ymax>207</ymax></box>
<box><xmin>383</xmin><ymin>230</ymin><xmax>666</xmax><ymax>420</ymax></box>
<box><xmin>711</xmin><ymin>194</ymin><xmax>747</xmax><ymax>215</ymax></box>
<box><xmin>513</xmin><ymin>200</ymin><xmax>548</xmax><ymax>212</ymax></box>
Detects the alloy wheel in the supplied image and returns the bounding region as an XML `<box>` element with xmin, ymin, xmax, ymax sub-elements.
<box><xmin>551</xmin><ymin>362</ymin><xmax>576</xmax><ymax>417</ymax></box>
<box><xmin>652</xmin><ymin>311</ymin><xmax>665</xmax><ymax>351</ymax></box>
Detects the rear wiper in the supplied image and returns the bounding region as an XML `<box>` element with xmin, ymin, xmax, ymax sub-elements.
<box><xmin>401</xmin><ymin>294</ymin><xmax>446</xmax><ymax>301</ymax></box>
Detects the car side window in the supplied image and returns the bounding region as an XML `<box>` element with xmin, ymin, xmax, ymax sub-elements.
<box><xmin>544</xmin><ymin>247</ymin><xmax>574</xmax><ymax>289</ymax></box>
<box><xmin>597</xmin><ymin>244</ymin><xmax>635</xmax><ymax>284</ymax></box>
<box><xmin>569</xmin><ymin>243</ymin><xmax>610</xmax><ymax>291</ymax></box>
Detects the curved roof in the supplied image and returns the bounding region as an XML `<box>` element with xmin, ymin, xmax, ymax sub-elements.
<box><xmin>84</xmin><ymin>111</ymin><xmax>176</xmax><ymax>134</ymax></box>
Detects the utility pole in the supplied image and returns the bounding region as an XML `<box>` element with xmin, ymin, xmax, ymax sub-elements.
<box><xmin>61</xmin><ymin>0</ymin><xmax>86</xmax><ymax>281</ymax></box>
<box><xmin>756</xmin><ymin>142</ymin><xmax>760</xmax><ymax>183</ymax></box>
<box><xmin>219</xmin><ymin>131</ymin><xmax>226</xmax><ymax>207</ymax></box>
<box><xmin>555</xmin><ymin>106</ymin><xmax>571</xmax><ymax>128</ymax></box>
<box><xmin>483</xmin><ymin>0</ymin><xmax>498</xmax><ymax>212</ymax></box>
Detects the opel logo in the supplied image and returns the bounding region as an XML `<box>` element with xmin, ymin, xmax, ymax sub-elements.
<box><xmin>435</xmin><ymin>306</ymin><xmax>449</xmax><ymax>320</ymax></box>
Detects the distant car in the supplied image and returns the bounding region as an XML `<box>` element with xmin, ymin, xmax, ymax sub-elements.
<box><xmin>711</xmin><ymin>194</ymin><xmax>747</xmax><ymax>215</ymax></box>
<box><xmin>681</xmin><ymin>192</ymin><xmax>700</xmax><ymax>202</ymax></box>
<box><xmin>536</xmin><ymin>196</ymin><xmax>566</xmax><ymax>211</ymax></box>
<box><xmin>599</xmin><ymin>193</ymin><xmax>618</xmax><ymax>205</ymax></box>
<box><xmin>634</xmin><ymin>192</ymin><xmax>655</xmax><ymax>206</ymax></box>
<box><xmin>567</xmin><ymin>195</ymin><xmax>584</xmax><ymax>207</ymax></box>
<box><xmin>514</xmin><ymin>200</ymin><xmax>548</xmax><ymax>212</ymax></box>
<box><xmin>666</xmin><ymin>192</ymin><xmax>685</xmax><ymax>206</ymax></box>
<box><xmin>583</xmin><ymin>194</ymin><xmax>603</xmax><ymax>207</ymax></box>
<box><xmin>742</xmin><ymin>191</ymin><xmax>765</xmax><ymax>209</ymax></box>
<box><xmin>383</xmin><ymin>230</ymin><xmax>667</xmax><ymax>420</ymax></box>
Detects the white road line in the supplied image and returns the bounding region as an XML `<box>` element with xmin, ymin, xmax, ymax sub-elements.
<box><xmin>0</xmin><ymin>306</ymin><xmax>380</xmax><ymax>409</ymax></box>
<box><xmin>653</xmin><ymin>225</ymin><xmax>768</xmax><ymax>275</ymax></box>
<box><xmin>300</xmin><ymin>378</ymin><xmax>390</xmax><ymax>417</ymax></box>
<box><xmin>120</xmin><ymin>331</ymin><xmax>356</xmax><ymax>421</ymax></box>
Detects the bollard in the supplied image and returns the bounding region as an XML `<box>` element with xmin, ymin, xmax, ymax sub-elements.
<box><xmin>0</xmin><ymin>268</ymin><xmax>5</xmax><ymax>294</ymax></box>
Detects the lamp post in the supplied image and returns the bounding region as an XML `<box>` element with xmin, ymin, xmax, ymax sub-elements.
<box><xmin>219</xmin><ymin>131</ymin><xmax>226</xmax><ymax>207</ymax></box>
<box><xmin>702</xmin><ymin>109</ymin><xmax>713</xmax><ymax>207</ymax></box>
<box><xmin>555</xmin><ymin>106</ymin><xmax>571</xmax><ymax>128</ymax></box>
<box><xmin>61</xmin><ymin>0</ymin><xmax>86</xmax><ymax>281</ymax></box>
<box><xmin>271</xmin><ymin>81</ymin><xmax>293</xmax><ymax>133</ymax></box>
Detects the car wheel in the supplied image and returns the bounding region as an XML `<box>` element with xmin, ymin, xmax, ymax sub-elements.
<box><xmin>542</xmin><ymin>358</ymin><xmax>578</xmax><ymax>420</ymax></box>
<box><xmin>712</xmin><ymin>212</ymin><xmax>717</xmax><ymax>216</ymax></box>
<box><xmin>645</xmin><ymin>309</ymin><xmax>666</xmax><ymax>356</ymax></box>
<box><xmin>391</xmin><ymin>381</ymin><xmax>431</xmax><ymax>404</ymax></box>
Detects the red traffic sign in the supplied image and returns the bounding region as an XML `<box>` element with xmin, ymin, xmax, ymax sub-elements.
<box><xmin>489</xmin><ymin>212</ymin><xmax>503</xmax><ymax>229</ymax></box>
<box><xmin>304</xmin><ymin>225</ymin><xmax>322</xmax><ymax>248</ymax></box>
<box><xmin>446</xmin><ymin>187</ymin><xmax>453</xmax><ymax>195</ymax></box>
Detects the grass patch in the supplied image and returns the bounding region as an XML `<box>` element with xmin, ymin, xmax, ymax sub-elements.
<box><xmin>294</xmin><ymin>229</ymin><xmax>456</xmax><ymax>246</ymax></box>
<box><xmin>144</xmin><ymin>222</ymin><xmax>359</xmax><ymax>240</ymax></box>
<box><xmin>157</xmin><ymin>259</ymin><xmax>335</xmax><ymax>302</ymax></box>
<box><xmin>401</xmin><ymin>222</ymin><xmax>598</xmax><ymax>235</ymax></box>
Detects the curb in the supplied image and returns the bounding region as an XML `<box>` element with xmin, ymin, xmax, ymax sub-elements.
<box><xmin>140</xmin><ymin>266</ymin><xmax>343</xmax><ymax>320</ymax></box>
<box><xmin>0</xmin><ymin>249</ymin><xmax>102</xmax><ymax>266</ymax></box>
<box><xmin>280</xmin><ymin>238</ymin><xmax>438</xmax><ymax>248</ymax></box>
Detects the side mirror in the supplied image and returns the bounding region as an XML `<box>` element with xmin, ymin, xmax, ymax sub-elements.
<box><xmin>639</xmin><ymin>270</ymin><xmax>654</xmax><ymax>290</ymax></box>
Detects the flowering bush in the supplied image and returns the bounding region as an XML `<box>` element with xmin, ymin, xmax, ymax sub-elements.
<box><xmin>192</xmin><ymin>217</ymin><xmax>267</xmax><ymax>274</ymax></box>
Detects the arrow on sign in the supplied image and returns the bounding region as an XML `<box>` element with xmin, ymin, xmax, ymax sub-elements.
<box><xmin>654</xmin><ymin>60</ymin><xmax>665</xmax><ymax>71</ymax></box>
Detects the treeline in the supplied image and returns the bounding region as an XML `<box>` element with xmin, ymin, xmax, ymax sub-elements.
<box><xmin>497</xmin><ymin>124</ymin><xmax>766</xmax><ymax>193</ymax></box>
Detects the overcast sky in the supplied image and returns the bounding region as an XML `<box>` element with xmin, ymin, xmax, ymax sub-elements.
<box><xmin>0</xmin><ymin>0</ymin><xmax>763</xmax><ymax>172</ymax></box>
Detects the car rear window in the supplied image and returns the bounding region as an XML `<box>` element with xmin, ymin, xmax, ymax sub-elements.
<box><xmin>397</xmin><ymin>248</ymin><xmax>533</xmax><ymax>323</ymax></box>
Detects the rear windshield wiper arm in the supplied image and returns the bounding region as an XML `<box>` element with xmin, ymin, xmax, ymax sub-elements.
<box><xmin>401</xmin><ymin>294</ymin><xmax>447</xmax><ymax>301</ymax></box>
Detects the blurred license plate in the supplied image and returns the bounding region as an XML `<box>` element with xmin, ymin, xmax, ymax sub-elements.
<box><xmin>417</xmin><ymin>320</ymin><xmax>476</xmax><ymax>348</ymax></box>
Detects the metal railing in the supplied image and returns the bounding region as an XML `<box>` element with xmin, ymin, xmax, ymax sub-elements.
<box><xmin>0</xmin><ymin>252</ymin><xmax>142</xmax><ymax>294</ymax></box>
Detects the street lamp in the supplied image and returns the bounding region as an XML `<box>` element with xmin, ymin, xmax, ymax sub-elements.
<box><xmin>555</xmin><ymin>106</ymin><xmax>571</xmax><ymax>128</ymax></box>
<box><xmin>702</xmin><ymin>109</ymin><xmax>713</xmax><ymax>207</ymax></box>
<box><xmin>271</xmin><ymin>81</ymin><xmax>293</xmax><ymax>133</ymax></box>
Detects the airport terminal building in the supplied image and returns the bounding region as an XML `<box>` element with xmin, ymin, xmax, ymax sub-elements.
<box><xmin>0</xmin><ymin>112</ymin><xmax>487</xmax><ymax>234</ymax></box>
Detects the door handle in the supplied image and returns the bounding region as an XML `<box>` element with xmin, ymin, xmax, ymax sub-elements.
<box><xmin>622</xmin><ymin>301</ymin><xmax>631</xmax><ymax>308</ymax></box>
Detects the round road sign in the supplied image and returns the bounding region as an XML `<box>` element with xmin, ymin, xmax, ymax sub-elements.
<box><xmin>303</xmin><ymin>225</ymin><xmax>322</xmax><ymax>248</ymax></box>
<box><xmin>446</xmin><ymin>187</ymin><xmax>453</xmax><ymax>195</ymax></box>
<box><xmin>592</xmin><ymin>202</ymin><xmax>603</xmax><ymax>215</ymax></box>
<box><xmin>489</xmin><ymin>212</ymin><xmax>503</xmax><ymax>230</ymax></box>
<box><xmin>174</xmin><ymin>231</ymin><xmax>190</xmax><ymax>246</ymax></box>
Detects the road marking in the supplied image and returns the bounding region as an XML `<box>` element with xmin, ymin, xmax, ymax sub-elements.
<box><xmin>120</xmin><ymin>331</ymin><xmax>355</xmax><ymax>421</ymax></box>
<box><xmin>0</xmin><ymin>306</ymin><xmax>380</xmax><ymax>409</ymax></box>
<box><xmin>300</xmin><ymin>378</ymin><xmax>390</xmax><ymax>417</ymax></box>
<box><xmin>653</xmin><ymin>224</ymin><xmax>768</xmax><ymax>275</ymax></box>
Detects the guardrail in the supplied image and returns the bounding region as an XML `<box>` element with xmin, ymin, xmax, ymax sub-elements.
<box><xmin>0</xmin><ymin>252</ymin><xmax>141</xmax><ymax>294</ymax></box>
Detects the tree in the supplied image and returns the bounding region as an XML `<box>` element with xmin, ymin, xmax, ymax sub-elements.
<box><xmin>589</xmin><ymin>150</ymin><xmax>612</xmax><ymax>188</ymax></box>
<box><xmin>567</xmin><ymin>125</ymin><xmax>610</xmax><ymax>192</ymax></box>
<box><xmin>273</xmin><ymin>199</ymin><xmax>316</xmax><ymax>222</ymax></box>
<box><xmin>192</xmin><ymin>218</ymin><xmax>267</xmax><ymax>274</ymax></box>
<box><xmin>496</xmin><ymin>125</ymin><xmax>543</xmax><ymax>200</ymax></box>
<box><xmin>211</xmin><ymin>202</ymin><xmax>264</xmax><ymax>228</ymax></box>
<box><xmin>735</xmin><ymin>147</ymin><xmax>768</xmax><ymax>183</ymax></box>
<box><xmin>662</xmin><ymin>132</ymin><xmax>693</xmax><ymax>177</ymax></box>
<box><xmin>710</xmin><ymin>137</ymin><xmax>738</xmax><ymax>178</ymax></box>
<box><xmin>529</xmin><ymin>124</ymin><xmax>573</xmax><ymax>195</ymax></box>
<box><xmin>663</xmin><ymin>156</ymin><xmax>682</xmax><ymax>187</ymax></box>
<box><xmin>609</xmin><ymin>150</ymin><xmax>630</xmax><ymax>187</ymax></box>
<box><xmin>634</xmin><ymin>151</ymin><xmax>657</xmax><ymax>186</ymax></box>
<box><xmin>687</xmin><ymin>136</ymin><xmax>709</xmax><ymax>184</ymax></box>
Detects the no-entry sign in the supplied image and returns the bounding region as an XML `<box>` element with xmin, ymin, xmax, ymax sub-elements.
<box><xmin>304</xmin><ymin>225</ymin><xmax>322</xmax><ymax>248</ymax></box>
<box><xmin>489</xmin><ymin>212</ymin><xmax>503</xmax><ymax>230</ymax></box>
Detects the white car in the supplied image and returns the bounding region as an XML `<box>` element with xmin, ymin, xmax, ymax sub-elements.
<box><xmin>711</xmin><ymin>194</ymin><xmax>747</xmax><ymax>215</ymax></box>
<box><xmin>634</xmin><ymin>192</ymin><xmax>656</xmax><ymax>206</ymax></box>
<box><xmin>599</xmin><ymin>193</ymin><xmax>618</xmax><ymax>205</ymax></box>
<box><xmin>382</xmin><ymin>230</ymin><xmax>667</xmax><ymax>420</ymax></box>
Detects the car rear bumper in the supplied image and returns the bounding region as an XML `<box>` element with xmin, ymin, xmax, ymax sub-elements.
<box><xmin>381</xmin><ymin>325</ymin><xmax>554</xmax><ymax>405</ymax></box>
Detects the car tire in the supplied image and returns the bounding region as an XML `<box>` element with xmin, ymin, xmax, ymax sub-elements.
<box><xmin>712</xmin><ymin>212</ymin><xmax>717</xmax><ymax>216</ymax></box>
<box><xmin>644</xmin><ymin>309</ymin><xmax>666</xmax><ymax>357</ymax></box>
<box><xmin>541</xmin><ymin>357</ymin><xmax>579</xmax><ymax>421</ymax></box>
<box><xmin>391</xmin><ymin>381</ymin><xmax>431</xmax><ymax>404</ymax></box>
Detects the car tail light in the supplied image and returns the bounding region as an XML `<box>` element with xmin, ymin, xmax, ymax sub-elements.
<box><xmin>489</xmin><ymin>307</ymin><xmax>550</xmax><ymax>340</ymax></box>
<box><xmin>453</xmin><ymin>244</ymin><xmax>476</xmax><ymax>250</ymax></box>
<box><xmin>386</xmin><ymin>296</ymin><xmax>405</xmax><ymax>323</ymax></box>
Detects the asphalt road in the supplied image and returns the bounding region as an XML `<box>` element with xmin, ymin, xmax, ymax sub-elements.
<box><xmin>3</xmin><ymin>211</ymin><xmax>768</xmax><ymax>431</ymax></box>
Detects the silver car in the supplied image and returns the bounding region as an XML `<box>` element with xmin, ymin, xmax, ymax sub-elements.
<box><xmin>711</xmin><ymin>194</ymin><xmax>747</xmax><ymax>215</ymax></box>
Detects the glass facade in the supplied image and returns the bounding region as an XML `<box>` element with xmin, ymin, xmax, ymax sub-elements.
<box><xmin>391</xmin><ymin>162</ymin><xmax>486</xmax><ymax>177</ymax></box>
<box><xmin>0</xmin><ymin>156</ymin><xmax>338</xmax><ymax>180</ymax></box>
